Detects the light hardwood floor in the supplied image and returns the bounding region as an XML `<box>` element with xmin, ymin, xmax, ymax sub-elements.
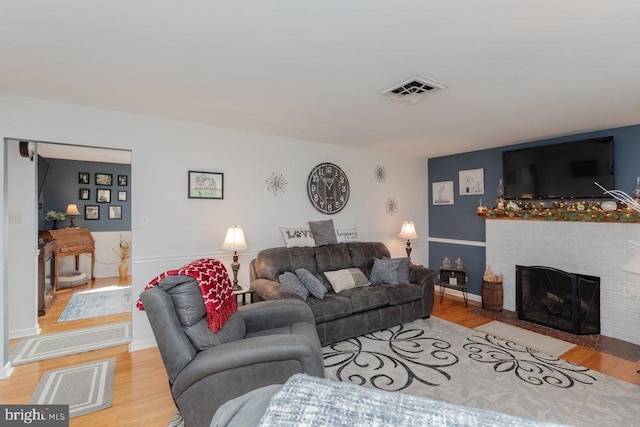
<box><xmin>2</xmin><ymin>283</ymin><xmax>639</xmax><ymax>427</ymax></box>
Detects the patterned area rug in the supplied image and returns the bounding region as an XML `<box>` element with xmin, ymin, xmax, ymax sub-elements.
<box><xmin>30</xmin><ymin>358</ymin><xmax>115</xmax><ymax>418</ymax></box>
<box><xmin>58</xmin><ymin>286</ymin><xmax>131</xmax><ymax>322</ymax></box>
<box><xmin>322</xmin><ymin>316</ymin><xmax>640</xmax><ymax>427</ymax></box>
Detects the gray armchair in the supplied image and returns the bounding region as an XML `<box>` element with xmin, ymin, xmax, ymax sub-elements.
<box><xmin>140</xmin><ymin>275</ymin><xmax>325</xmax><ymax>427</ymax></box>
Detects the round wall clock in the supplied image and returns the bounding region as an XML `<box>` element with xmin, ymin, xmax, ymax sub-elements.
<box><xmin>307</xmin><ymin>162</ymin><xmax>350</xmax><ymax>214</ymax></box>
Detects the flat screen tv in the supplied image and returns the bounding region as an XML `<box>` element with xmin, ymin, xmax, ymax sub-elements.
<box><xmin>502</xmin><ymin>137</ymin><xmax>614</xmax><ymax>200</ymax></box>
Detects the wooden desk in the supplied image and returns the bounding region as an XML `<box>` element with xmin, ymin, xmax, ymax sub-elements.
<box><xmin>39</xmin><ymin>228</ymin><xmax>95</xmax><ymax>290</ymax></box>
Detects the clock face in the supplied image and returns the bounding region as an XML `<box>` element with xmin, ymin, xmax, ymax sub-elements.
<box><xmin>307</xmin><ymin>163</ymin><xmax>350</xmax><ymax>214</ymax></box>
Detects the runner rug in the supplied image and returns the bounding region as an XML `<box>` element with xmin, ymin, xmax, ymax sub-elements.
<box><xmin>30</xmin><ymin>358</ymin><xmax>115</xmax><ymax>418</ymax></box>
<box><xmin>10</xmin><ymin>322</ymin><xmax>131</xmax><ymax>365</ymax></box>
<box><xmin>58</xmin><ymin>286</ymin><xmax>131</xmax><ymax>322</ymax></box>
<box><xmin>322</xmin><ymin>316</ymin><xmax>640</xmax><ymax>427</ymax></box>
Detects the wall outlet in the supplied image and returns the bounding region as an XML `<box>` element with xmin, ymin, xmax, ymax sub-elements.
<box><xmin>8</xmin><ymin>213</ymin><xmax>21</xmax><ymax>224</ymax></box>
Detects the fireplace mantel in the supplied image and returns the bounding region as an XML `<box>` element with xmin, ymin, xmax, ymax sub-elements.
<box><xmin>476</xmin><ymin>207</ymin><xmax>640</xmax><ymax>223</ymax></box>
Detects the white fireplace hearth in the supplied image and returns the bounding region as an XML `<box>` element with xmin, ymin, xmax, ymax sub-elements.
<box><xmin>486</xmin><ymin>219</ymin><xmax>640</xmax><ymax>345</ymax></box>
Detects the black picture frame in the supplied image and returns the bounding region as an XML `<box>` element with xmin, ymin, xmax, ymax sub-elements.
<box><xmin>85</xmin><ymin>205</ymin><xmax>99</xmax><ymax>220</ymax></box>
<box><xmin>79</xmin><ymin>188</ymin><xmax>90</xmax><ymax>200</ymax></box>
<box><xmin>79</xmin><ymin>172</ymin><xmax>90</xmax><ymax>184</ymax></box>
<box><xmin>188</xmin><ymin>170</ymin><xmax>224</xmax><ymax>199</ymax></box>
<box><xmin>118</xmin><ymin>175</ymin><xmax>128</xmax><ymax>186</ymax></box>
<box><xmin>95</xmin><ymin>173</ymin><xmax>113</xmax><ymax>186</ymax></box>
<box><xmin>108</xmin><ymin>205</ymin><xmax>122</xmax><ymax>220</ymax></box>
<box><xmin>118</xmin><ymin>191</ymin><xmax>127</xmax><ymax>201</ymax></box>
<box><xmin>97</xmin><ymin>188</ymin><xmax>111</xmax><ymax>203</ymax></box>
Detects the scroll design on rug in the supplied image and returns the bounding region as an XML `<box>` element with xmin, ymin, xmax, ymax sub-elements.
<box><xmin>463</xmin><ymin>333</ymin><xmax>597</xmax><ymax>388</ymax></box>
<box><xmin>323</xmin><ymin>323</ymin><xmax>459</xmax><ymax>391</ymax></box>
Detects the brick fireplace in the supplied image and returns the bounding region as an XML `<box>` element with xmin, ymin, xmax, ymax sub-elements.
<box><xmin>486</xmin><ymin>220</ymin><xmax>640</xmax><ymax>345</ymax></box>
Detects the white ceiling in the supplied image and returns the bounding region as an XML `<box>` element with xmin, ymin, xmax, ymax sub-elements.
<box><xmin>2</xmin><ymin>1</ymin><xmax>640</xmax><ymax>158</ymax></box>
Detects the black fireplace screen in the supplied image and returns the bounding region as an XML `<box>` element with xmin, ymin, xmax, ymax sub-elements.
<box><xmin>516</xmin><ymin>265</ymin><xmax>600</xmax><ymax>335</ymax></box>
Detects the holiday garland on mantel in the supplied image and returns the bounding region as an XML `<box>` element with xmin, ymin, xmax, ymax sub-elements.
<box><xmin>477</xmin><ymin>201</ymin><xmax>640</xmax><ymax>223</ymax></box>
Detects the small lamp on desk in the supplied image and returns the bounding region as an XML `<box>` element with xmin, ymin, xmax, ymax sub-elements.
<box><xmin>399</xmin><ymin>221</ymin><xmax>418</xmax><ymax>259</ymax></box>
<box><xmin>221</xmin><ymin>225</ymin><xmax>249</xmax><ymax>291</ymax></box>
<box><xmin>65</xmin><ymin>204</ymin><xmax>81</xmax><ymax>228</ymax></box>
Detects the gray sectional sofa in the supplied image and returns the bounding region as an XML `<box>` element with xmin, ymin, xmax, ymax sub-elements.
<box><xmin>249</xmin><ymin>241</ymin><xmax>437</xmax><ymax>345</ymax></box>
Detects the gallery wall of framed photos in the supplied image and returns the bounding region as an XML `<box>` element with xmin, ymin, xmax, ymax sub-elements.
<box><xmin>39</xmin><ymin>158</ymin><xmax>131</xmax><ymax>232</ymax></box>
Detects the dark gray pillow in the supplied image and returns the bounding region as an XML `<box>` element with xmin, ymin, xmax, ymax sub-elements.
<box><xmin>308</xmin><ymin>219</ymin><xmax>338</xmax><ymax>246</ymax></box>
<box><xmin>295</xmin><ymin>268</ymin><xmax>327</xmax><ymax>299</ymax></box>
<box><xmin>370</xmin><ymin>257</ymin><xmax>402</xmax><ymax>285</ymax></box>
<box><xmin>279</xmin><ymin>272</ymin><xmax>310</xmax><ymax>300</ymax></box>
<box><xmin>384</xmin><ymin>256</ymin><xmax>410</xmax><ymax>285</ymax></box>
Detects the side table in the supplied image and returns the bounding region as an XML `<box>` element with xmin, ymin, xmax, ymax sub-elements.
<box><xmin>437</xmin><ymin>266</ymin><xmax>468</xmax><ymax>307</ymax></box>
<box><xmin>233</xmin><ymin>287</ymin><xmax>254</xmax><ymax>305</ymax></box>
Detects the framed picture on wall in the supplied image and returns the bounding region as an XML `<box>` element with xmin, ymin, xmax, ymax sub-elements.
<box><xmin>85</xmin><ymin>205</ymin><xmax>99</xmax><ymax>220</ymax></box>
<box><xmin>188</xmin><ymin>170</ymin><xmax>224</xmax><ymax>199</ymax></box>
<box><xmin>79</xmin><ymin>172</ymin><xmax>90</xmax><ymax>184</ymax></box>
<box><xmin>97</xmin><ymin>188</ymin><xmax>111</xmax><ymax>203</ymax></box>
<box><xmin>432</xmin><ymin>181</ymin><xmax>454</xmax><ymax>205</ymax></box>
<box><xmin>118</xmin><ymin>175</ymin><xmax>128</xmax><ymax>186</ymax></box>
<box><xmin>79</xmin><ymin>188</ymin><xmax>90</xmax><ymax>200</ymax></box>
<box><xmin>108</xmin><ymin>205</ymin><xmax>122</xmax><ymax>220</ymax></box>
<box><xmin>95</xmin><ymin>173</ymin><xmax>113</xmax><ymax>186</ymax></box>
<box><xmin>118</xmin><ymin>191</ymin><xmax>127</xmax><ymax>201</ymax></box>
<box><xmin>459</xmin><ymin>168</ymin><xmax>484</xmax><ymax>195</ymax></box>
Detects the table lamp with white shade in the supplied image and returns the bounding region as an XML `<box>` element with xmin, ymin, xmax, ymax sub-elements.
<box><xmin>221</xmin><ymin>225</ymin><xmax>248</xmax><ymax>291</ymax></box>
<box><xmin>398</xmin><ymin>221</ymin><xmax>418</xmax><ymax>259</ymax></box>
<box><xmin>65</xmin><ymin>203</ymin><xmax>81</xmax><ymax>228</ymax></box>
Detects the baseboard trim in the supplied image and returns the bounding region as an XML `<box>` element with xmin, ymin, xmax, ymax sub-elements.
<box><xmin>0</xmin><ymin>361</ymin><xmax>14</xmax><ymax>379</ymax></box>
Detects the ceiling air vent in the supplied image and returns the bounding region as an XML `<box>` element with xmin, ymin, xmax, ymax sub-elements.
<box><xmin>381</xmin><ymin>75</ymin><xmax>447</xmax><ymax>104</ymax></box>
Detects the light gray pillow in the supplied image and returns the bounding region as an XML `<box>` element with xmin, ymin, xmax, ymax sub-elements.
<box><xmin>370</xmin><ymin>257</ymin><xmax>403</xmax><ymax>285</ymax></box>
<box><xmin>279</xmin><ymin>272</ymin><xmax>310</xmax><ymax>300</ymax></box>
<box><xmin>324</xmin><ymin>268</ymin><xmax>371</xmax><ymax>293</ymax></box>
<box><xmin>295</xmin><ymin>268</ymin><xmax>327</xmax><ymax>299</ymax></box>
<box><xmin>308</xmin><ymin>219</ymin><xmax>338</xmax><ymax>246</ymax></box>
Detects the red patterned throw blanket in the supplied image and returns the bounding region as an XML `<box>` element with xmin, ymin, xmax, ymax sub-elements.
<box><xmin>136</xmin><ymin>258</ymin><xmax>237</xmax><ymax>333</ymax></box>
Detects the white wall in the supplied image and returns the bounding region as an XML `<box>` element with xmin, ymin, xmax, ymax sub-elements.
<box><xmin>0</xmin><ymin>94</ymin><xmax>429</xmax><ymax>369</ymax></box>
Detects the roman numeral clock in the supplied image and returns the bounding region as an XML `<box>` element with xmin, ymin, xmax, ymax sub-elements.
<box><xmin>307</xmin><ymin>162</ymin><xmax>350</xmax><ymax>214</ymax></box>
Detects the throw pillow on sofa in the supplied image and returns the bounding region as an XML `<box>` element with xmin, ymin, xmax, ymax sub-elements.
<box><xmin>324</xmin><ymin>268</ymin><xmax>371</xmax><ymax>293</ymax></box>
<box><xmin>278</xmin><ymin>272</ymin><xmax>310</xmax><ymax>300</ymax></box>
<box><xmin>279</xmin><ymin>227</ymin><xmax>316</xmax><ymax>248</ymax></box>
<box><xmin>384</xmin><ymin>256</ymin><xmax>410</xmax><ymax>284</ymax></box>
<box><xmin>295</xmin><ymin>268</ymin><xmax>327</xmax><ymax>299</ymax></box>
<box><xmin>370</xmin><ymin>257</ymin><xmax>403</xmax><ymax>285</ymax></box>
<box><xmin>308</xmin><ymin>219</ymin><xmax>338</xmax><ymax>246</ymax></box>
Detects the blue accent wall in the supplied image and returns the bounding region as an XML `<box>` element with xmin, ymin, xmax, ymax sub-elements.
<box><xmin>428</xmin><ymin>123</ymin><xmax>640</xmax><ymax>297</ymax></box>
<box><xmin>40</xmin><ymin>159</ymin><xmax>131</xmax><ymax>232</ymax></box>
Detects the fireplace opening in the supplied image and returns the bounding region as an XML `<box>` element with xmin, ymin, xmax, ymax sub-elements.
<box><xmin>516</xmin><ymin>265</ymin><xmax>600</xmax><ymax>335</ymax></box>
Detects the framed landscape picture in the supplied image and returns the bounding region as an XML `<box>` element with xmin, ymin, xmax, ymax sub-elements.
<box><xmin>459</xmin><ymin>168</ymin><xmax>484</xmax><ymax>195</ymax></box>
<box><xmin>188</xmin><ymin>171</ymin><xmax>223</xmax><ymax>199</ymax></box>
<box><xmin>95</xmin><ymin>173</ymin><xmax>113</xmax><ymax>186</ymax></box>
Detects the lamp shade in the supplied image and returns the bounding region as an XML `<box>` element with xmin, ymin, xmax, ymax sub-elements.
<box><xmin>398</xmin><ymin>221</ymin><xmax>418</xmax><ymax>240</ymax></box>
<box><xmin>221</xmin><ymin>226</ymin><xmax>248</xmax><ymax>251</ymax></box>
<box><xmin>65</xmin><ymin>204</ymin><xmax>81</xmax><ymax>216</ymax></box>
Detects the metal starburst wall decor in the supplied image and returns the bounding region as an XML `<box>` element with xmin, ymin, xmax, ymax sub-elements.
<box><xmin>266</xmin><ymin>172</ymin><xmax>288</xmax><ymax>196</ymax></box>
